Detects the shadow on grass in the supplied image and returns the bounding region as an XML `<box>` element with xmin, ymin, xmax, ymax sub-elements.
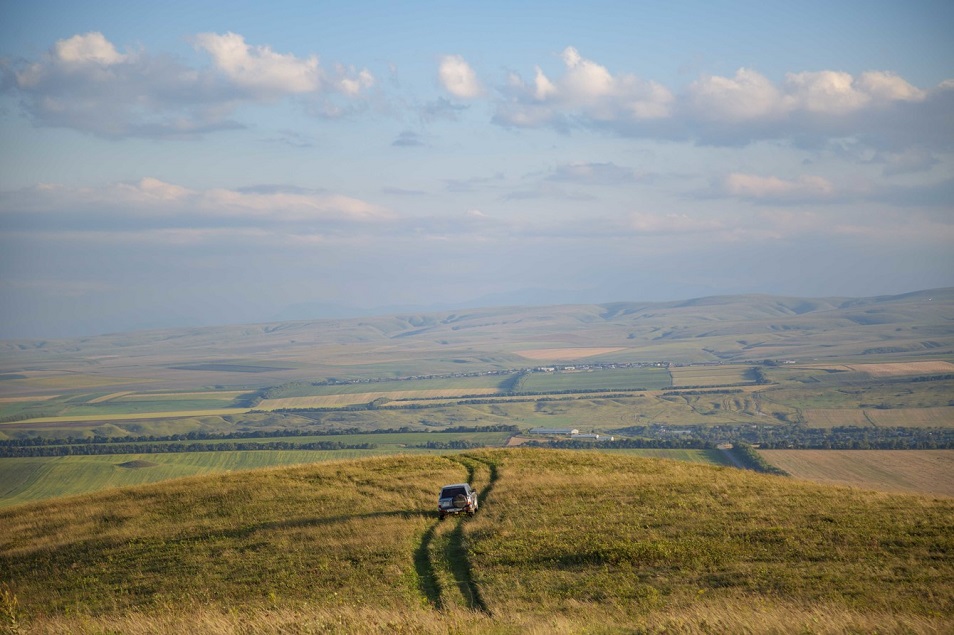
<box><xmin>414</xmin><ymin>523</ymin><xmax>443</xmax><ymax>609</ymax></box>
<box><xmin>437</xmin><ymin>453</ymin><xmax>500</xmax><ymax>613</ymax></box>
<box><xmin>445</xmin><ymin>518</ymin><xmax>488</xmax><ymax>613</ymax></box>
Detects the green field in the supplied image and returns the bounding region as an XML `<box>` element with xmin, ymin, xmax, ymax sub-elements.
<box><xmin>1</xmin><ymin>450</ymin><xmax>951</xmax><ymax>633</ymax></box>
<box><xmin>0</xmin><ymin>443</ymin><xmax>727</xmax><ymax>507</ymax></box>
<box><xmin>0</xmin><ymin>450</ymin><xmax>400</xmax><ymax>507</ymax></box>
<box><xmin>0</xmin><ymin>390</ymin><xmax>251</xmax><ymax>422</ymax></box>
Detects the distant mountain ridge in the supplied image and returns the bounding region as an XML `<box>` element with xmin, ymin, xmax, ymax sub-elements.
<box><xmin>1</xmin><ymin>288</ymin><xmax>951</xmax><ymax>388</ymax></box>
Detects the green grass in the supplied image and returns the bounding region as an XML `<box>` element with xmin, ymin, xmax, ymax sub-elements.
<box><xmin>0</xmin><ymin>392</ymin><xmax>250</xmax><ymax>422</ymax></box>
<box><xmin>0</xmin><ymin>449</ymin><xmax>951</xmax><ymax>633</ymax></box>
<box><xmin>0</xmin><ymin>442</ymin><xmax>717</xmax><ymax>507</ymax></box>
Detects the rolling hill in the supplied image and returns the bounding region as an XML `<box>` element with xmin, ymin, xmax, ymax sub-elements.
<box><xmin>1</xmin><ymin>449</ymin><xmax>951</xmax><ymax>633</ymax></box>
<box><xmin>1</xmin><ymin>288</ymin><xmax>952</xmax><ymax>394</ymax></box>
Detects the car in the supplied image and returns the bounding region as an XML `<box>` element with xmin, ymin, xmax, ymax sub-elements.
<box><xmin>437</xmin><ymin>482</ymin><xmax>479</xmax><ymax>519</ymax></box>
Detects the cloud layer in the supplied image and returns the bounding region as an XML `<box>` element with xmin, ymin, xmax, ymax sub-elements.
<box><xmin>1</xmin><ymin>28</ymin><xmax>952</xmax><ymax>338</ymax></box>
<box><xmin>1</xmin><ymin>31</ymin><xmax>375</xmax><ymax>137</ymax></box>
<box><xmin>4</xmin><ymin>33</ymin><xmax>950</xmax><ymax>153</ymax></box>
<box><xmin>489</xmin><ymin>47</ymin><xmax>953</xmax><ymax>151</ymax></box>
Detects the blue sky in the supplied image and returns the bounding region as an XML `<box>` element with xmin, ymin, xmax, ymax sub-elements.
<box><xmin>1</xmin><ymin>1</ymin><xmax>952</xmax><ymax>338</ymax></box>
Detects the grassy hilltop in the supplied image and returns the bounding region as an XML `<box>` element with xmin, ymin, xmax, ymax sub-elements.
<box><xmin>1</xmin><ymin>449</ymin><xmax>952</xmax><ymax>634</ymax></box>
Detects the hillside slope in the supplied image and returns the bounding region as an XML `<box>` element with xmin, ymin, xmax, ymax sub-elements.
<box><xmin>2</xmin><ymin>288</ymin><xmax>952</xmax><ymax>392</ymax></box>
<box><xmin>1</xmin><ymin>449</ymin><xmax>951</xmax><ymax>633</ymax></box>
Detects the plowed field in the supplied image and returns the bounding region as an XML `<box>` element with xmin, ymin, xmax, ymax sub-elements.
<box><xmin>759</xmin><ymin>449</ymin><xmax>954</xmax><ymax>497</ymax></box>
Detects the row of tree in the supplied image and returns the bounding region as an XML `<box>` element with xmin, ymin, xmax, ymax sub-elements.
<box><xmin>0</xmin><ymin>440</ymin><xmax>376</xmax><ymax>458</ymax></box>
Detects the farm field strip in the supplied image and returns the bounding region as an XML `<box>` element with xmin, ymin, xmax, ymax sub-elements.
<box><xmin>4</xmin><ymin>408</ymin><xmax>250</xmax><ymax>424</ymax></box>
<box><xmin>802</xmin><ymin>409</ymin><xmax>869</xmax><ymax>427</ymax></box>
<box><xmin>846</xmin><ymin>361</ymin><xmax>954</xmax><ymax>376</ymax></box>
<box><xmin>514</xmin><ymin>347</ymin><xmax>627</xmax><ymax>360</ymax></box>
<box><xmin>759</xmin><ymin>449</ymin><xmax>954</xmax><ymax>498</ymax></box>
<box><xmin>3</xmin><ymin>374</ymin><xmax>155</xmax><ymax>390</ymax></box>
<box><xmin>803</xmin><ymin>407</ymin><xmax>954</xmax><ymax>428</ymax></box>
<box><xmin>269</xmin><ymin>375</ymin><xmax>507</xmax><ymax>397</ymax></box>
<box><xmin>258</xmin><ymin>388</ymin><xmax>500</xmax><ymax>410</ymax></box>
<box><xmin>519</xmin><ymin>367</ymin><xmax>671</xmax><ymax>392</ymax></box>
<box><xmin>670</xmin><ymin>366</ymin><xmax>752</xmax><ymax>386</ymax></box>
<box><xmin>86</xmin><ymin>391</ymin><xmax>135</xmax><ymax>404</ymax></box>
<box><xmin>0</xmin><ymin>449</ymin><xmax>425</xmax><ymax>507</ymax></box>
<box><xmin>0</xmin><ymin>395</ymin><xmax>60</xmax><ymax>403</ymax></box>
<box><xmin>117</xmin><ymin>391</ymin><xmax>248</xmax><ymax>401</ymax></box>
<box><xmin>0</xmin><ymin>445</ymin><xmax>728</xmax><ymax>507</ymax></box>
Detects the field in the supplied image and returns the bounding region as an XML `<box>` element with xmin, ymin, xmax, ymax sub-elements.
<box><xmin>846</xmin><ymin>361</ymin><xmax>954</xmax><ymax>376</ymax></box>
<box><xmin>802</xmin><ymin>406</ymin><xmax>954</xmax><ymax>427</ymax></box>
<box><xmin>515</xmin><ymin>347</ymin><xmax>626</xmax><ymax>360</ymax></box>
<box><xmin>0</xmin><ymin>449</ymin><xmax>421</xmax><ymax>508</ymax></box>
<box><xmin>0</xmin><ymin>445</ymin><xmax>732</xmax><ymax>507</ymax></box>
<box><xmin>518</xmin><ymin>366</ymin><xmax>670</xmax><ymax>392</ymax></box>
<box><xmin>1</xmin><ymin>449</ymin><xmax>951</xmax><ymax>634</ymax></box>
<box><xmin>258</xmin><ymin>388</ymin><xmax>500</xmax><ymax>410</ymax></box>
<box><xmin>669</xmin><ymin>364</ymin><xmax>753</xmax><ymax>387</ymax></box>
<box><xmin>759</xmin><ymin>450</ymin><xmax>954</xmax><ymax>498</ymax></box>
<box><xmin>1</xmin><ymin>290</ymin><xmax>953</xmax><ymax>526</ymax></box>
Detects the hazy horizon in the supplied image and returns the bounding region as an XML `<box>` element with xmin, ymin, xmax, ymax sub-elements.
<box><xmin>2</xmin><ymin>2</ymin><xmax>952</xmax><ymax>339</ymax></box>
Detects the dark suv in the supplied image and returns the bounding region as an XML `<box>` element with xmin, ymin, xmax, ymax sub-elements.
<box><xmin>437</xmin><ymin>483</ymin><xmax>479</xmax><ymax>519</ymax></box>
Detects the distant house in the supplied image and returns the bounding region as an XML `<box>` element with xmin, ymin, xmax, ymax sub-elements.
<box><xmin>530</xmin><ymin>427</ymin><xmax>579</xmax><ymax>435</ymax></box>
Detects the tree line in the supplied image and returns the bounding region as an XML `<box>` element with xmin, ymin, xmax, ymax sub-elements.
<box><xmin>0</xmin><ymin>440</ymin><xmax>376</xmax><ymax>458</ymax></box>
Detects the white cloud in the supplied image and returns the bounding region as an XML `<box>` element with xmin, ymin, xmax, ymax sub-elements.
<box><xmin>193</xmin><ymin>32</ymin><xmax>322</xmax><ymax>95</ymax></box>
<box><xmin>495</xmin><ymin>47</ymin><xmax>673</xmax><ymax>128</ymax></box>
<box><xmin>487</xmin><ymin>48</ymin><xmax>950</xmax><ymax>152</ymax></box>
<box><xmin>52</xmin><ymin>31</ymin><xmax>129</xmax><ymax>66</ymax></box>
<box><xmin>336</xmin><ymin>66</ymin><xmax>375</xmax><ymax>96</ymax></box>
<box><xmin>438</xmin><ymin>55</ymin><xmax>482</xmax><ymax>98</ymax></box>
<box><xmin>1</xmin><ymin>31</ymin><xmax>374</xmax><ymax>138</ymax></box>
<box><xmin>547</xmin><ymin>162</ymin><xmax>647</xmax><ymax>185</ymax></box>
<box><xmin>723</xmin><ymin>173</ymin><xmax>835</xmax><ymax>201</ymax></box>
<box><xmin>687</xmin><ymin>68</ymin><xmax>783</xmax><ymax>121</ymax></box>
<box><xmin>1</xmin><ymin>178</ymin><xmax>393</xmax><ymax>228</ymax></box>
<box><xmin>626</xmin><ymin>211</ymin><xmax>723</xmax><ymax>235</ymax></box>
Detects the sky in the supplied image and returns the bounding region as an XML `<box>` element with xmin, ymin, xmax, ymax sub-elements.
<box><xmin>1</xmin><ymin>1</ymin><xmax>952</xmax><ymax>339</ymax></box>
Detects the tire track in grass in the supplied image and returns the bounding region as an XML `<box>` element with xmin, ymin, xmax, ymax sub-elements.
<box><xmin>414</xmin><ymin>523</ymin><xmax>444</xmax><ymax>609</ymax></box>
<box><xmin>414</xmin><ymin>454</ymin><xmax>500</xmax><ymax>612</ymax></box>
<box><xmin>444</xmin><ymin>518</ymin><xmax>487</xmax><ymax>612</ymax></box>
<box><xmin>446</xmin><ymin>454</ymin><xmax>500</xmax><ymax>613</ymax></box>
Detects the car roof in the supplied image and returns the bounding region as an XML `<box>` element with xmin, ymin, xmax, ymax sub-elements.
<box><xmin>441</xmin><ymin>483</ymin><xmax>470</xmax><ymax>489</ymax></box>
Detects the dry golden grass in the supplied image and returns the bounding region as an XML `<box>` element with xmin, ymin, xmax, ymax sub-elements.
<box><xmin>258</xmin><ymin>388</ymin><xmax>499</xmax><ymax>410</ymax></box>
<box><xmin>514</xmin><ymin>347</ymin><xmax>626</xmax><ymax>360</ymax></box>
<box><xmin>759</xmin><ymin>450</ymin><xmax>954</xmax><ymax>498</ymax></box>
<box><xmin>17</xmin><ymin>408</ymin><xmax>248</xmax><ymax>423</ymax></box>
<box><xmin>21</xmin><ymin>600</ymin><xmax>950</xmax><ymax>635</ymax></box>
<box><xmin>802</xmin><ymin>407</ymin><xmax>954</xmax><ymax>427</ymax></box>
<box><xmin>846</xmin><ymin>361</ymin><xmax>954</xmax><ymax>376</ymax></box>
<box><xmin>2</xmin><ymin>450</ymin><xmax>952</xmax><ymax>634</ymax></box>
<box><xmin>802</xmin><ymin>409</ymin><xmax>870</xmax><ymax>427</ymax></box>
<box><xmin>121</xmin><ymin>391</ymin><xmax>248</xmax><ymax>400</ymax></box>
<box><xmin>86</xmin><ymin>391</ymin><xmax>135</xmax><ymax>404</ymax></box>
<box><xmin>10</xmin><ymin>373</ymin><xmax>153</xmax><ymax>389</ymax></box>
<box><xmin>670</xmin><ymin>365</ymin><xmax>752</xmax><ymax>386</ymax></box>
<box><xmin>866</xmin><ymin>406</ymin><xmax>954</xmax><ymax>427</ymax></box>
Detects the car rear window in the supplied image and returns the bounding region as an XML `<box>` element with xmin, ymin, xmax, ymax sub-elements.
<box><xmin>441</xmin><ymin>487</ymin><xmax>466</xmax><ymax>498</ymax></box>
